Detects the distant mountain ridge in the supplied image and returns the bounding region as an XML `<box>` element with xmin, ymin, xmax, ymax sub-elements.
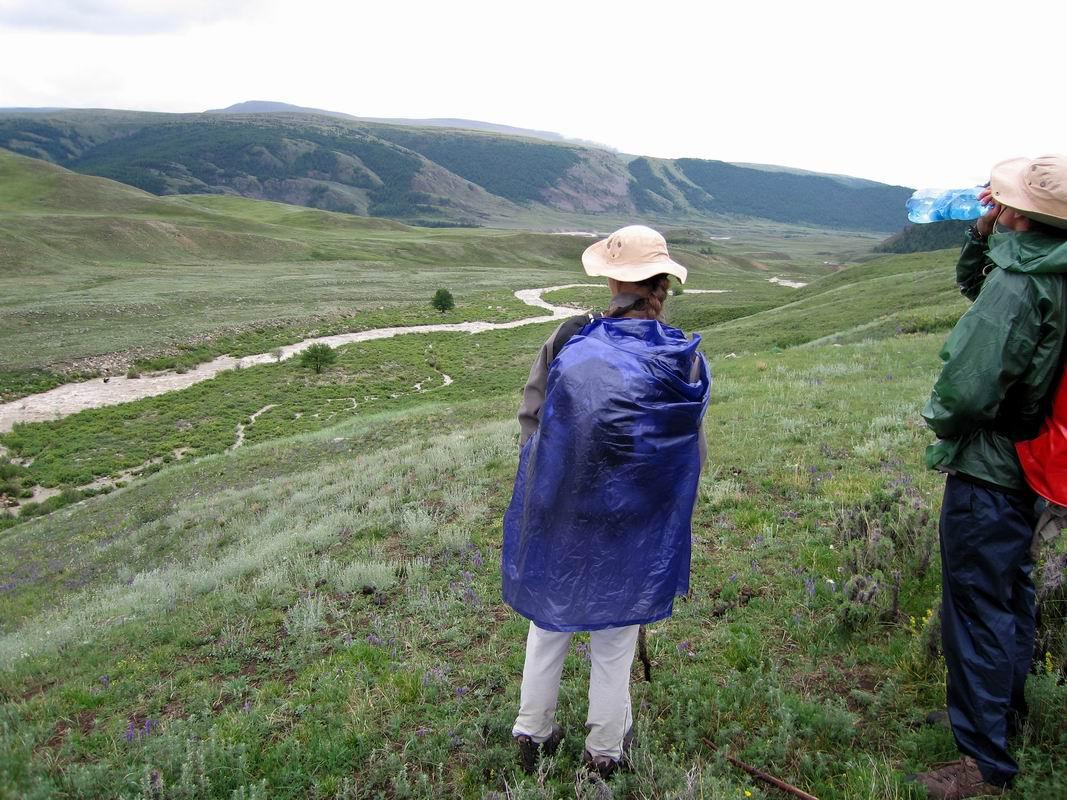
<box><xmin>0</xmin><ymin>106</ymin><xmax>913</xmax><ymax>231</ymax></box>
<box><xmin>206</xmin><ymin>101</ymin><xmax>610</xmax><ymax>149</ymax></box>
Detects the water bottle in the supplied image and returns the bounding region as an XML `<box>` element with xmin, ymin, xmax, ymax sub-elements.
<box><xmin>905</xmin><ymin>187</ymin><xmax>987</xmax><ymax>223</ymax></box>
<box><xmin>906</xmin><ymin>187</ymin><xmax>989</xmax><ymax>223</ymax></box>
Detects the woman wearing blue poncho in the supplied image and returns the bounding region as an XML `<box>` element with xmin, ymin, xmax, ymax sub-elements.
<box><xmin>503</xmin><ymin>225</ymin><xmax>711</xmax><ymax>776</ymax></box>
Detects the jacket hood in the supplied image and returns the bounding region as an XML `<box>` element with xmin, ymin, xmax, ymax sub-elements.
<box><xmin>989</xmin><ymin>230</ymin><xmax>1067</xmax><ymax>275</ymax></box>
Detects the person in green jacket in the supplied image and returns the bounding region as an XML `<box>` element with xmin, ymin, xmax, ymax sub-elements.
<box><xmin>913</xmin><ymin>155</ymin><xmax>1067</xmax><ymax>799</ymax></box>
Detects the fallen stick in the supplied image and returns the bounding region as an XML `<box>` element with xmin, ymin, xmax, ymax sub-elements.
<box><xmin>701</xmin><ymin>738</ymin><xmax>819</xmax><ymax>800</ymax></box>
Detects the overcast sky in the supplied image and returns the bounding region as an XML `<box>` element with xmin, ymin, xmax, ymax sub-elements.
<box><xmin>1</xmin><ymin>0</ymin><xmax>1064</xmax><ymax>189</ymax></box>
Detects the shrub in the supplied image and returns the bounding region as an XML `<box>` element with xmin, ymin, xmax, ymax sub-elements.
<box><xmin>299</xmin><ymin>343</ymin><xmax>337</xmax><ymax>374</ymax></box>
<box><xmin>431</xmin><ymin>288</ymin><xmax>455</xmax><ymax>313</ymax></box>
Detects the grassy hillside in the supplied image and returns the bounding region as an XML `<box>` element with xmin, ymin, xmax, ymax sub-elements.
<box><xmin>0</xmin><ymin>110</ymin><xmax>912</xmax><ymax>231</ymax></box>
<box><xmin>2</xmin><ymin>332</ymin><xmax>1065</xmax><ymax>799</ymax></box>
<box><xmin>685</xmin><ymin>250</ymin><xmax>968</xmax><ymax>353</ymax></box>
<box><xmin>875</xmin><ymin>221</ymin><xmax>970</xmax><ymax>254</ymax></box>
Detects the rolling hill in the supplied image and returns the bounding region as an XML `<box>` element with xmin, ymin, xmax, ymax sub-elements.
<box><xmin>0</xmin><ymin>108</ymin><xmax>913</xmax><ymax>231</ymax></box>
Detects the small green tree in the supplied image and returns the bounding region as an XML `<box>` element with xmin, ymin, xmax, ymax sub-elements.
<box><xmin>432</xmin><ymin>288</ymin><xmax>455</xmax><ymax>313</ymax></box>
<box><xmin>300</xmin><ymin>343</ymin><xmax>337</xmax><ymax>374</ymax></box>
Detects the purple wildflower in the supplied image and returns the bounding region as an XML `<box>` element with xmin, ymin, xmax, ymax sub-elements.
<box><xmin>415</xmin><ymin>726</ymin><xmax>430</xmax><ymax>737</ymax></box>
<box><xmin>677</xmin><ymin>640</ymin><xmax>696</xmax><ymax>657</ymax></box>
<box><xmin>242</xmin><ymin>700</ymin><xmax>252</xmax><ymax>713</ymax></box>
<box><xmin>804</xmin><ymin>577</ymin><xmax>816</xmax><ymax>598</ymax></box>
<box><xmin>455</xmin><ymin>686</ymin><xmax>470</xmax><ymax>698</ymax></box>
<box><xmin>575</xmin><ymin>642</ymin><xmax>592</xmax><ymax>662</ymax></box>
<box><xmin>99</xmin><ymin>675</ymin><xmax>110</xmax><ymax>688</ymax></box>
<box><xmin>422</xmin><ymin>665</ymin><xmax>449</xmax><ymax>686</ymax></box>
<box><xmin>143</xmin><ymin>719</ymin><xmax>155</xmax><ymax>736</ymax></box>
<box><xmin>471</xmin><ymin>550</ymin><xmax>484</xmax><ymax>568</ymax></box>
<box><xmin>125</xmin><ymin>720</ymin><xmax>137</xmax><ymax>743</ymax></box>
<box><xmin>367</xmin><ymin>633</ymin><xmax>383</xmax><ymax>646</ymax></box>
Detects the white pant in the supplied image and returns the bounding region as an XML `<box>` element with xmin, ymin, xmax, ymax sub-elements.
<box><xmin>512</xmin><ymin>621</ymin><xmax>640</xmax><ymax>760</ymax></box>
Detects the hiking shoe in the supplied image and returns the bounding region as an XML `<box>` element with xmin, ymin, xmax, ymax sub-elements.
<box><xmin>582</xmin><ymin>727</ymin><xmax>635</xmax><ymax>778</ymax></box>
<box><xmin>582</xmin><ymin>749</ymin><xmax>619</xmax><ymax>779</ymax></box>
<box><xmin>515</xmin><ymin>725</ymin><xmax>563</xmax><ymax>775</ymax></box>
<box><xmin>908</xmin><ymin>757</ymin><xmax>1006</xmax><ymax>799</ymax></box>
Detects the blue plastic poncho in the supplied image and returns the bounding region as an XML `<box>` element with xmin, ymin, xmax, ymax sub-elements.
<box><xmin>502</xmin><ymin>317</ymin><xmax>711</xmax><ymax>632</ymax></box>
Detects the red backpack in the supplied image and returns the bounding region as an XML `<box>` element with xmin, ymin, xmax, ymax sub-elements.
<box><xmin>1017</xmin><ymin>365</ymin><xmax>1067</xmax><ymax>506</ymax></box>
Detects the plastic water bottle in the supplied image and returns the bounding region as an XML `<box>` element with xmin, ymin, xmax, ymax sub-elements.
<box><xmin>906</xmin><ymin>187</ymin><xmax>989</xmax><ymax>224</ymax></box>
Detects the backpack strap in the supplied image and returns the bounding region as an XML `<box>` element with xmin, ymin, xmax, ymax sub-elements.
<box><xmin>550</xmin><ymin>312</ymin><xmax>602</xmax><ymax>361</ymax></box>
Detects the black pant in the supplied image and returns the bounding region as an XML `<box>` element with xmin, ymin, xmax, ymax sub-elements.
<box><xmin>939</xmin><ymin>475</ymin><xmax>1038</xmax><ymax>786</ymax></box>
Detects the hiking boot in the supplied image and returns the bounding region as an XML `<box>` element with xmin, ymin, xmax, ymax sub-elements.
<box><xmin>582</xmin><ymin>749</ymin><xmax>619</xmax><ymax>779</ymax></box>
<box><xmin>515</xmin><ymin>724</ymin><xmax>563</xmax><ymax>775</ymax></box>
<box><xmin>908</xmin><ymin>757</ymin><xmax>1006</xmax><ymax>799</ymax></box>
<box><xmin>582</xmin><ymin>727</ymin><xmax>635</xmax><ymax>779</ymax></box>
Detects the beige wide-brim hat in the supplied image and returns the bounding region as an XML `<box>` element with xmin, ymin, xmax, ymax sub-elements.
<box><xmin>990</xmin><ymin>154</ymin><xmax>1067</xmax><ymax>229</ymax></box>
<box><xmin>582</xmin><ymin>224</ymin><xmax>688</xmax><ymax>284</ymax></box>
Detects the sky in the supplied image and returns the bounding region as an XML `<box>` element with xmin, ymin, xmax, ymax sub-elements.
<box><xmin>1</xmin><ymin>0</ymin><xmax>1064</xmax><ymax>189</ymax></box>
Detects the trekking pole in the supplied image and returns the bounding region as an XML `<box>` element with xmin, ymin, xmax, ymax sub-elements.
<box><xmin>637</xmin><ymin>625</ymin><xmax>652</xmax><ymax>681</ymax></box>
<box><xmin>700</xmin><ymin>738</ymin><xmax>820</xmax><ymax>800</ymax></box>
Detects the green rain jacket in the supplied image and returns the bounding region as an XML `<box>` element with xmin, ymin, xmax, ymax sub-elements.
<box><xmin>923</xmin><ymin>229</ymin><xmax>1067</xmax><ymax>492</ymax></box>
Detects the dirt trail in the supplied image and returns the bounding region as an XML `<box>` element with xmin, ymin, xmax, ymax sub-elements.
<box><xmin>230</xmin><ymin>404</ymin><xmax>278</xmax><ymax>451</ymax></box>
<box><xmin>0</xmin><ymin>284</ymin><xmax>600</xmax><ymax>433</ymax></box>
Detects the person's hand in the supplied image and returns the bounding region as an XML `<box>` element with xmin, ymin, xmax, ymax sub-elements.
<box><xmin>974</xmin><ymin>187</ymin><xmax>1000</xmax><ymax>238</ymax></box>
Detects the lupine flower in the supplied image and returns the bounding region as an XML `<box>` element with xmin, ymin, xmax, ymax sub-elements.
<box><xmin>99</xmin><ymin>675</ymin><xmax>109</xmax><ymax>688</ymax></box>
<box><xmin>422</xmin><ymin>665</ymin><xmax>449</xmax><ymax>686</ymax></box>
<box><xmin>415</xmin><ymin>726</ymin><xmax>430</xmax><ymax>737</ymax></box>
<box><xmin>367</xmin><ymin>633</ymin><xmax>383</xmax><ymax>646</ymax></box>
<box><xmin>455</xmin><ymin>686</ymin><xmax>470</xmax><ymax>698</ymax></box>
<box><xmin>804</xmin><ymin>577</ymin><xmax>816</xmax><ymax>598</ymax></box>
<box><xmin>125</xmin><ymin>721</ymin><xmax>137</xmax><ymax>743</ymax></box>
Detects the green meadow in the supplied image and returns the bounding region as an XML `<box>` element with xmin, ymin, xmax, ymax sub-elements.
<box><xmin>0</xmin><ymin>150</ymin><xmax>1064</xmax><ymax>799</ymax></box>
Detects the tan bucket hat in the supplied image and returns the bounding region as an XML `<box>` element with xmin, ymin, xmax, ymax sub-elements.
<box><xmin>582</xmin><ymin>225</ymin><xmax>688</xmax><ymax>283</ymax></box>
<box><xmin>990</xmin><ymin>154</ymin><xmax>1067</xmax><ymax>229</ymax></box>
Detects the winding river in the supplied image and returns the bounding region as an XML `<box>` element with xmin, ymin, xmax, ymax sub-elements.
<box><xmin>0</xmin><ymin>284</ymin><xmax>604</xmax><ymax>433</ymax></box>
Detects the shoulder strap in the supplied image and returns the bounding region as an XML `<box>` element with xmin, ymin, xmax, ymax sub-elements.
<box><xmin>550</xmin><ymin>312</ymin><xmax>602</xmax><ymax>361</ymax></box>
